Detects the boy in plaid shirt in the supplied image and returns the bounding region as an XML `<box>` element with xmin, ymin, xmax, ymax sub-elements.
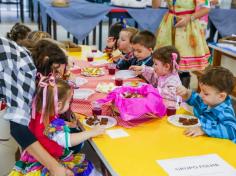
<box><xmin>177</xmin><ymin>66</ymin><xmax>236</xmax><ymax>143</ymax></box>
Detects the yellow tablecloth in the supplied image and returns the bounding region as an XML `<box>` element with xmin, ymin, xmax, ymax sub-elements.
<box><xmin>71</xmin><ymin>47</ymin><xmax>236</xmax><ymax>176</ymax></box>
<box><xmin>77</xmin><ymin>108</ymin><xmax>236</xmax><ymax>176</ymax></box>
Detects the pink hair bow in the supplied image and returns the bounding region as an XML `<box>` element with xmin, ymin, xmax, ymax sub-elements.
<box><xmin>32</xmin><ymin>73</ymin><xmax>58</xmax><ymax>124</ymax></box>
<box><xmin>172</xmin><ymin>53</ymin><xmax>179</xmax><ymax>72</ymax></box>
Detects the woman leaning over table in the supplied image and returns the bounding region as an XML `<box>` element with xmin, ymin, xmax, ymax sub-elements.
<box><xmin>152</xmin><ymin>0</ymin><xmax>211</xmax><ymax>88</ymax></box>
<box><xmin>0</xmin><ymin>37</ymin><xmax>73</xmax><ymax>176</ymax></box>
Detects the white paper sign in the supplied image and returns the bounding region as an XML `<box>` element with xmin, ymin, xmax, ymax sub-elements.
<box><xmin>157</xmin><ymin>154</ymin><xmax>236</xmax><ymax>176</ymax></box>
<box><xmin>106</xmin><ymin>129</ymin><xmax>129</xmax><ymax>139</ymax></box>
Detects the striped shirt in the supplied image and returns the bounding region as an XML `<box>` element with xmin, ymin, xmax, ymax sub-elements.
<box><xmin>187</xmin><ymin>91</ymin><xmax>236</xmax><ymax>143</ymax></box>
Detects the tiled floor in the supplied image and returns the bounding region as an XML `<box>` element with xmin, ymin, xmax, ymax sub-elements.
<box><xmin>0</xmin><ymin>6</ymin><xmax>235</xmax><ymax>176</ymax></box>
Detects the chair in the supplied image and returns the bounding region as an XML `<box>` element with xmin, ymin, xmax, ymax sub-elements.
<box><xmin>0</xmin><ymin>0</ymin><xmax>24</xmax><ymax>22</ymax></box>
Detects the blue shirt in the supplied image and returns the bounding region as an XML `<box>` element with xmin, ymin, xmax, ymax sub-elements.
<box><xmin>116</xmin><ymin>55</ymin><xmax>153</xmax><ymax>70</ymax></box>
<box><xmin>186</xmin><ymin>91</ymin><xmax>236</xmax><ymax>143</ymax></box>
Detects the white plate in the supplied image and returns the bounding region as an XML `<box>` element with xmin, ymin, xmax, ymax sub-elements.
<box><xmin>75</xmin><ymin>77</ymin><xmax>88</xmax><ymax>86</ymax></box>
<box><xmin>81</xmin><ymin>68</ymin><xmax>105</xmax><ymax>77</ymax></box>
<box><xmin>90</xmin><ymin>60</ymin><xmax>109</xmax><ymax>66</ymax></box>
<box><xmin>167</xmin><ymin>114</ymin><xmax>201</xmax><ymax>128</ymax></box>
<box><xmin>83</xmin><ymin>116</ymin><xmax>117</xmax><ymax>129</ymax></box>
<box><xmin>124</xmin><ymin>81</ymin><xmax>147</xmax><ymax>87</ymax></box>
<box><xmin>73</xmin><ymin>89</ymin><xmax>95</xmax><ymax>100</ymax></box>
<box><xmin>96</xmin><ymin>83</ymin><xmax>116</xmax><ymax>93</ymax></box>
<box><xmin>115</xmin><ymin>70</ymin><xmax>137</xmax><ymax>80</ymax></box>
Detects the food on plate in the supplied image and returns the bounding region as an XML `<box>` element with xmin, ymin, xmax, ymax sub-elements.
<box><xmin>122</xmin><ymin>92</ymin><xmax>144</xmax><ymax>98</ymax></box>
<box><xmin>85</xmin><ymin>116</ymin><xmax>108</xmax><ymax>126</ymax></box>
<box><xmin>178</xmin><ymin>117</ymin><xmax>198</xmax><ymax>126</ymax></box>
<box><xmin>96</xmin><ymin>83</ymin><xmax>116</xmax><ymax>93</ymax></box>
<box><xmin>81</xmin><ymin>67</ymin><xmax>103</xmax><ymax>76</ymax></box>
<box><xmin>130</xmin><ymin>81</ymin><xmax>139</xmax><ymax>87</ymax></box>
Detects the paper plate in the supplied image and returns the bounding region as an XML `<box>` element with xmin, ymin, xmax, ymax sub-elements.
<box><xmin>81</xmin><ymin>68</ymin><xmax>105</xmax><ymax>77</ymax></box>
<box><xmin>73</xmin><ymin>89</ymin><xmax>95</xmax><ymax>100</ymax></box>
<box><xmin>90</xmin><ymin>60</ymin><xmax>109</xmax><ymax>66</ymax></box>
<box><xmin>96</xmin><ymin>83</ymin><xmax>116</xmax><ymax>93</ymax></box>
<box><xmin>167</xmin><ymin>114</ymin><xmax>201</xmax><ymax>128</ymax></box>
<box><xmin>75</xmin><ymin>77</ymin><xmax>88</xmax><ymax>86</ymax></box>
<box><xmin>115</xmin><ymin>70</ymin><xmax>137</xmax><ymax>79</ymax></box>
<box><xmin>83</xmin><ymin>116</ymin><xmax>117</xmax><ymax>129</ymax></box>
<box><xmin>124</xmin><ymin>81</ymin><xmax>147</xmax><ymax>87</ymax></box>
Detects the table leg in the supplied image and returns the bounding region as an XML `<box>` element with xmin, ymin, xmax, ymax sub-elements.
<box><xmin>212</xmin><ymin>49</ymin><xmax>222</xmax><ymax>66</ymax></box>
<box><xmin>53</xmin><ymin>20</ymin><xmax>57</xmax><ymax>40</ymax></box>
<box><xmin>99</xmin><ymin>20</ymin><xmax>103</xmax><ymax>50</ymax></box>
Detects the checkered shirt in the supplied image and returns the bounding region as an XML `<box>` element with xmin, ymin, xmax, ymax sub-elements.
<box><xmin>187</xmin><ymin>91</ymin><xmax>236</xmax><ymax>143</ymax></box>
<box><xmin>0</xmin><ymin>37</ymin><xmax>36</xmax><ymax>126</ymax></box>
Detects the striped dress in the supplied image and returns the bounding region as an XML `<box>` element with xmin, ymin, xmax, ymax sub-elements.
<box><xmin>156</xmin><ymin>0</ymin><xmax>211</xmax><ymax>71</ymax></box>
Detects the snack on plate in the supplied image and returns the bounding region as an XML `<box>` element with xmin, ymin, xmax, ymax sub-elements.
<box><xmin>81</xmin><ymin>67</ymin><xmax>104</xmax><ymax>76</ymax></box>
<box><xmin>96</xmin><ymin>83</ymin><xmax>116</xmax><ymax>93</ymax></box>
<box><xmin>85</xmin><ymin>116</ymin><xmax>108</xmax><ymax>126</ymax></box>
<box><xmin>122</xmin><ymin>92</ymin><xmax>144</xmax><ymax>98</ymax></box>
<box><xmin>130</xmin><ymin>81</ymin><xmax>139</xmax><ymax>87</ymax></box>
<box><xmin>178</xmin><ymin>117</ymin><xmax>198</xmax><ymax>126</ymax></box>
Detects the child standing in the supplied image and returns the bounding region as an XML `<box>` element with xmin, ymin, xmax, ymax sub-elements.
<box><xmin>177</xmin><ymin>66</ymin><xmax>236</xmax><ymax>142</ymax></box>
<box><xmin>116</xmin><ymin>30</ymin><xmax>156</xmax><ymax>70</ymax></box>
<box><xmin>130</xmin><ymin>46</ymin><xmax>182</xmax><ymax>104</ymax></box>
<box><xmin>113</xmin><ymin>27</ymin><xmax>139</xmax><ymax>63</ymax></box>
<box><xmin>9</xmin><ymin>77</ymin><xmax>105</xmax><ymax>175</ymax></box>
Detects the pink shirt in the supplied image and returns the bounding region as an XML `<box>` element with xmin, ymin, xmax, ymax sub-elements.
<box><xmin>142</xmin><ymin>66</ymin><xmax>182</xmax><ymax>102</ymax></box>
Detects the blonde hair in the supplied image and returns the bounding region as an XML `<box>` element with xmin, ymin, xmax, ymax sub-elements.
<box><xmin>121</xmin><ymin>27</ymin><xmax>139</xmax><ymax>42</ymax></box>
<box><xmin>27</xmin><ymin>31</ymin><xmax>51</xmax><ymax>43</ymax></box>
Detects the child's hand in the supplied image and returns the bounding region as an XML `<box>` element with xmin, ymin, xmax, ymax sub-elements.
<box><xmin>129</xmin><ymin>65</ymin><xmax>143</xmax><ymax>75</ymax></box>
<box><xmin>184</xmin><ymin>126</ymin><xmax>205</xmax><ymax>137</ymax></box>
<box><xmin>106</xmin><ymin>37</ymin><xmax>116</xmax><ymax>48</ymax></box>
<box><xmin>176</xmin><ymin>85</ymin><xmax>190</xmax><ymax>100</ymax></box>
<box><xmin>90</xmin><ymin>125</ymin><xmax>105</xmax><ymax>137</ymax></box>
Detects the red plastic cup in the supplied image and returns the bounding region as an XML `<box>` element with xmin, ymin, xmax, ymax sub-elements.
<box><xmin>115</xmin><ymin>77</ymin><xmax>123</xmax><ymax>86</ymax></box>
<box><xmin>166</xmin><ymin>106</ymin><xmax>176</xmax><ymax>116</ymax></box>
<box><xmin>91</xmin><ymin>101</ymin><xmax>102</xmax><ymax>116</ymax></box>
<box><xmin>87</xmin><ymin>56</ymin><xmax>94</xmax><ymax>62</ymax></box>
<box><xmin>108</xmin><ymin>64</ymin><xmax>116</xmax><ymax>75</ymax></box>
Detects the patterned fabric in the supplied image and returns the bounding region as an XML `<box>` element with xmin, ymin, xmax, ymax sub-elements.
<box><xmin>116</xmin><ymin>55</ymin><xmax>153</xmax><ymax>70</ymax></box>
<box><xmin>156</xmin><ymin>0</ymin><xmax>210</xmax><ymax>71</ymax></box>
<box><xmin>187</xmin><ymin>91</ymin><xmax>236</xmax><ymax>143</ymax></box>
<box><xmin>0</xmin><ymin>37</ymin><xmax>37</xmax><ymax>126</ymax></box>
<box><xmin>142</xmin><ymin>66</ymin><xmax>182</xmax><ymax>105</ymax></box>
<box><xmin>9</xmin><ymin>114</ymin><xmax>96</xmax><ymax>176</ymax></box>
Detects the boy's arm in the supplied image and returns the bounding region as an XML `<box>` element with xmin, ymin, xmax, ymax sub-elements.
<box><xmin>116</xmin><ymin>59</ymin><xmax>131</xmax><ymax>70</ymax></box>
<box><xmin>200</xmin><ymin>110</ymin><xmax>236</xmax><ymax>142</ymax></box>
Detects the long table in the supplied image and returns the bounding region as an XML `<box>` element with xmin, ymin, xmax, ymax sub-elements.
<box><xmin>69</xmin><ymin>49</ymin><xmax>236</xmax><ymax>176</ymax></box>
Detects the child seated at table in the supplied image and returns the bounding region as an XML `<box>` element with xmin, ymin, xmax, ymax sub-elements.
<box><xmin>116</xmin><ymin>30</ymin><xmax>155</xmax><ymax>70</ymax></box>
<box><xmin>113</xmin><ymin>27</ymin><xmax>139</xmax><ymax>63</ymax></box>
<box><xmin>9</xmin><ymin>76</ymin><xmax>105</xmax><ymax>176</ymax></box>
<box><xmin>6</xmin><ymin>22</ymin><xmax>31</xmax><ymax>44</ymax></box>
<box><xmin>176</xmin><ymin>66</ymin><xmax>236</xmax><ymax>143</ymax></box>
<box><xmin>130</xmin><ymin>46</ymin><xmax>182</xmax><ymax>104</ymax></box>
<box><xmin>104</xmin><ymin>22</ymin><xmax>124</xmax><ymax>55</ymax></box>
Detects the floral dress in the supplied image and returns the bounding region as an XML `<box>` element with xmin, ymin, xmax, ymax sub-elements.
<box><xmin>156</xmin><ymin>0</ymin><xmax>210</xmax><ymax>71</ymax></box>
<box><xmin>9</xmin><ymin>113</ymin><xmax>100</xmax><ymax>176</ymax></box>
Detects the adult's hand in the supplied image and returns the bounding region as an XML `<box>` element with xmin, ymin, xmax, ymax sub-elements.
<box><xmin>175</xmin><ymin>15</ymin><xmax>191</xmax><ymax>28</ymax></box>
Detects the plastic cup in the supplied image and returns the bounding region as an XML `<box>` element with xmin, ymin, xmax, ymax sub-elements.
<box><xmin>166</xmin><ymin>106</ymin><xmax>176</xmax><ymax>116</ymax></box>
<box><xmin>91</xmin><ymin>101</ymin><xmax>102</xmax><ymax>116</ymax></box>
<box><xmin>87</xmin><ymin>56</ymin><xmax>94</xmax><ymax>62</ymax></box>
<box><xmin>91</xmin><ymin>45</ymin><xmax>97</xmax><ymax>53</ymax></box>
<box><xmin>115</xmin><ymin>76</ymin><xmax>123</xmax><ymax>86</ymax></box>
<box><xmin>108</xmin><ymin>63</ymin><xmax>116</xmax><ymax>75</ymax></box>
